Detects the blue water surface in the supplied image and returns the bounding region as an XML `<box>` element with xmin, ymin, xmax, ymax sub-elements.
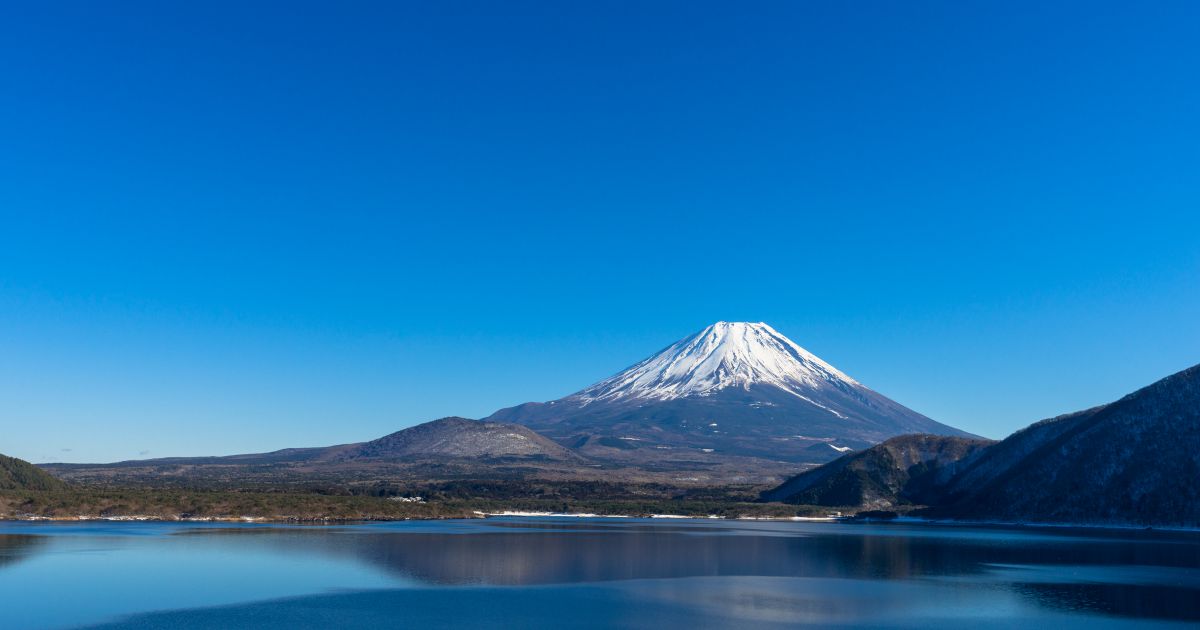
<box><xmin>0</xmin><ymin>518</ymin><xmax>1196</xmax><ymax>629</ymax></box>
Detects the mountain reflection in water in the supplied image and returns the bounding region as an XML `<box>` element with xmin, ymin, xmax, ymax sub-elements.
<box><xmin>173</xmin><ymin>518</ymin><xmax>1200</xmax><ymax>622</ymax></box>
<box><xmin>326</xmin><ymin>521</ymin><xmax>1200</xmax><ymax>588</ymax></box>
<box><xmin>1</xmin><ymin>519</ymin><xmax>1197</xmax><ymax>629</ymax></box>
<box><xmin>0</xmin><ymin>534</ymin><xmax>45</xmax><ymax>570</ymax></box>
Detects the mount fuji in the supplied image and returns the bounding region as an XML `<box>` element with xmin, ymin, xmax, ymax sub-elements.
<box><xmin>487</xmin><ymin>322</ymin><xmax>974</xmax><ymax>463</ymax></box>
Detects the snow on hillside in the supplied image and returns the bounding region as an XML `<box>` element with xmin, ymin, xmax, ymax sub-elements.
<box><xmin>577</xmin><ymin>322</ymin><xmax>860</xmax><ymax>403</ymax></box>
<box><xmin>486</xmin><ymin>320</ymin><xmax>973</xmax><ymax>461</ymax></box>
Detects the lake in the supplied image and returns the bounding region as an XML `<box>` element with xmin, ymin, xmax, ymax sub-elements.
<box><xmin>0</xmin><ymin>518</ymin><xmax>1197</xmax><ymax>628</ymax></box>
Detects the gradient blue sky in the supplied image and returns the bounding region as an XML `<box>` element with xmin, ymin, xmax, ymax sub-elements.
<box><xmin>2</xmin><ymin>2</ymin><xmax>1198</xmax><ymax>463</ymax></box>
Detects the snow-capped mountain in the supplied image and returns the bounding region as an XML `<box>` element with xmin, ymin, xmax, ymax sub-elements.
<box><xmin>488</xmin><ymin>322</ymin><xmax>974</xmax><ymax>463</ymax></box>
<box><xmin>578</xmin><ymin>322</ymin><xmax>858</xmax><ymax>407</ymax></box>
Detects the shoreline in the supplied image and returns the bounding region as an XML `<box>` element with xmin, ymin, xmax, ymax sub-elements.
<box><xmin>0</xmin><ymin>514</ymin><xmax>474</xmax><ymax>523</ymax></box>
<box><xmin>474</xmin><ymin>510</ymin><xmax>840</xmax><ymax>521</ymax></box>
<box><xmin>3</xmin><ymin>512</ymin><xmax>1196</xmax><ymax>532</ymax></box>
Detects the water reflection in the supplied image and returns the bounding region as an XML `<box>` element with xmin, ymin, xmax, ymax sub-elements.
<box><xmin>176</xmin><ymin>519</ymin><xmax>1200</xmax><ymax>622</ymax></box>
<box><xmin>320</xmin><ymin>521</ymin><xmax>1199</xmax><ymax>586</ymax></box>
<box><xmin>1</xmin><ymin>519</ymin><xmax>1197</xmax><ymax>627</ymax></box>
<box><xmin>336</xmin><ymin>528</ymin><xmax>994</xmax><ymax>584</ymax></box>
<box><xmin>0</xmin><ymin>534</ymin><xmax>44</xmax><ymax>569</ymax></box>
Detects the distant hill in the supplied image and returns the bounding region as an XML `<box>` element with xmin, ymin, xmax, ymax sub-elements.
<box><xmin>48</xmin><ymin>417</ymin><xmax>577</xmax><ymax>472</ymax></box>
<box><xmin>936</xmin><ymin>364</ymin><xmax>1200</xmax><ymax>526</ymax></box>
<box><xmin>761</xmin><ymin>435</ymin><xmax>994</xmax><ymax>508</ymax></box>
<box><xmin>0</xmin><ymin>454</ymin><xmax>67</xmax><ymax>491</ymax></box>
<box><xmin>333</xmin><ymin>417</ymin><xmax>581</xmax><ymax>461</ymax></box>
<box><xmin>41</xmin><ymin>416</ymin><xmax>617</xmax><ymax>488</ymax></box>
<box><xmin>489</xmin><ymin>322</ymin><xmax>972</xmax><ymax>463</ymax></box>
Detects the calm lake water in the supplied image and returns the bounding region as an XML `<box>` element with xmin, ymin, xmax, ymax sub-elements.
<box><xmin>0</xmin><ymin>518</ymin><xmax>1197</xmax><ymax>629</ymax></box>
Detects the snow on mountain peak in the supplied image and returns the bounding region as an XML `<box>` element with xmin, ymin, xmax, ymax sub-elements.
<box><xmin>577</xmin><ymin>322</ymin><xmax>860</xmax><ymax>403</ymax></box>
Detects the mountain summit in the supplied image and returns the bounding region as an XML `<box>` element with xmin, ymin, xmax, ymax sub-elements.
<box><xmin>578</xmin><ymin>322</ymin><xmax>859</xmax><ymax>407</ymax></box>
<box><xmin>488</xmin><ymin>322</ymin><xmax>972</xmax><ymax>463</ymax></box>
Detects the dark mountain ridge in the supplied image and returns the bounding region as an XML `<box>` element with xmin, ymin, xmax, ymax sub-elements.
<box><xmin>935</xmin><ymin>364</ymin><xmax>1200</xmax><ymax>526</ymax></box>
<box><xmin>761</xmin><ymin>435</ymin><xmax>994</xmax><ymax>507</ymax></box>
<box><xmin>766</xmin><ymin>363</ymin><xmax>1200</xmax><ymax>526</ymax></box>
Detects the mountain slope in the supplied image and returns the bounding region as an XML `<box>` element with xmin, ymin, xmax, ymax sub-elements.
<box><xmin>42</xmin><ymin>417</ymin><xmax>599</xmax><ymax>487</ymax></box>
<box><xmin>762</xmin><ymin>435</ymin><xmax>994</xmax><ymax>507</ymax></box>
<box><xmin>935</xmin><ymin>407</ymin><xmax>1102</xmax><ymax>498</ymax></box>
<box><xmin>47</xmin><ymin>418</ymin><xmax>576</xmax><ymax>471</ymax></box>
<box><xmin>766</xmin><ymin>363</ymin><xmax>1200</xmax><ymax>526</ymax></box>
<box><xmin>334</xmin><ymin>417</ymin><xmax>581</xmax><ymax>461</ymax></box>
<box><xmin>488</xmin><ymin>322</ymin><xmax>972</xmax><ymax>463</ymax></box>
<box><xmin>936</xmin><ymin>364</ymin><xmax>1200</xmax><ymax>526</ymax></box>
<box><xmin>0</xmin><ymin>454</ymin><xmax>68</xmax><ymax>491</ymax></box>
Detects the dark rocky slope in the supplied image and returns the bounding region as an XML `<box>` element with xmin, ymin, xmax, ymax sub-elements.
<box><xmin>761</xmin><ymin>435</ymin><xmax>994</xmax><ymax>508</ymax></box>
<box><xmin>764</xmin><ymin>363</ymin><xmax>1200</xmax><ymax>527</ymax></box>
<box><xmin>936</xmin><ymin>364</ymin><xmax>1200</xmax><ymax>526</ymax></box>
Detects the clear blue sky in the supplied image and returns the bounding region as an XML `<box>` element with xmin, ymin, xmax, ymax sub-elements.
<box><xmin>2</xmin><ymin>2</ymin><xmax>1198</xmax><ymax>463</ymax></box>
